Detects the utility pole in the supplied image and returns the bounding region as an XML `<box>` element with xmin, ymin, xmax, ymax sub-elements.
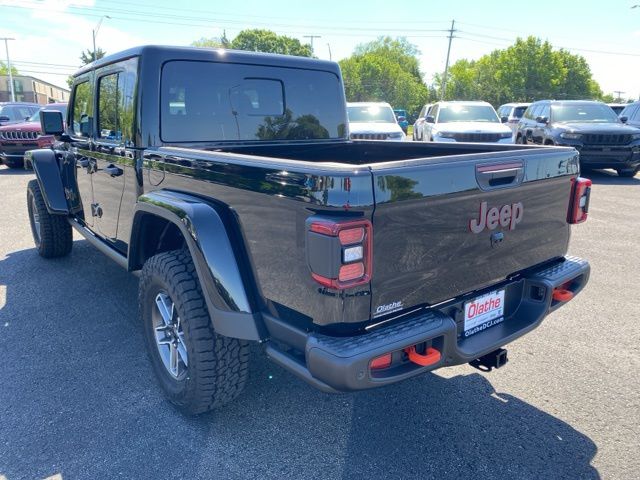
<box><xmin>327</xmin><ymin>43</ymin><xmax>332</xmax><ymax>61</ymax></box>
<box><xmin>613</xmin><ymin>91</ymin><xmax>625</xmax><ymax>102</ymax></box>
<box><xmin>1</xmin><ymin>37</ymin><xmax>16</xmax><ymax>102</ymax></box>
<box><xmin>441</xmin><ymin>20</ymin><xmax>456</xmax><ymax>101</ymax></box>
<box><xmin>303</xmin><ymin>35</ymin><xmax>321</xmax><ymax>55</ymax></box>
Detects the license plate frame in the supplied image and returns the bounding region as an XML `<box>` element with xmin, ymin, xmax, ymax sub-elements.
<box><xmin>463</xmin><ymin>289</ymin><xmax>505</xmax><ymax>337</ymax></box>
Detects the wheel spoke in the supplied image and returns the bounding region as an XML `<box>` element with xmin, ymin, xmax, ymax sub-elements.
<box><xmin>155</xmin><ymin>293</ymin><xmax>173</xmax><ymax>326</ymax></box>
<box><xmin>169</xmin><ymin>343</ymin><xmax>179</xmax><ymax>376</ymax></box>
<box><xmin>176</xmin><ymin>334</ymin><xmax>188</xmax><ymax>367</ymax></box>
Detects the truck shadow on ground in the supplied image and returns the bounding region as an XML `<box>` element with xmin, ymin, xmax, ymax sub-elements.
<box><xmin>0</xmin><ymin>242</ymin><xmax>599</xmax><ymax>480</ymax></box>
<box><xmin>0</xmin><ymin>165</ymin><xmax>32</xmax><ymax>176</ymax></box>
<box><xmin>582</xmin><ymin>168</ymin><xmax>640</xmax><ymax>185</ymax></box>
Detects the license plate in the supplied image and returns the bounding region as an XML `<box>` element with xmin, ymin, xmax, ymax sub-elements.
<box><xmin>463</xmin><ymin>290</ymin><xmax>505</xmax><ymax>337</ymax></box>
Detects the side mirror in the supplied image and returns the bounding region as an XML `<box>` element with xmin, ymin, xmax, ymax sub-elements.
<box><xmin>620</xmin><ymin>116</ymin><xmax>628</xmax><ymax>123</ymax></box>
<box><xmin>397</xmin><ymin>116</ymin><xmax>406</xmax><ymax>122</ymax></box>
<box><xmin>536</xmin><ymin>116</ymin><xmax>549</xmax><ymax>124</ymax></box>
<box><xmin>500</xmin><ymin>116</ymin><xmax>509</xmax><ymax>123</ymax></box>
<box><xmin>0</xmin><ymin>115</ymin><xmax>10</xmax><ymax>123</ymax></box>
<box><xmin>425</xmin><ymin>115</ymin><xmax>435</xmax><ymax>123</ymax></box>
<box><xmin>40</xmin><ymin>110</ymin><xmax>64</xmax><ymax>136</ymax></box>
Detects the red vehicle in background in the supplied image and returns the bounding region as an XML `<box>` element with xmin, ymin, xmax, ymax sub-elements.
<box><xmin>0</xmin><ymin>103</ymin><xmax>67</xmax><ymax>168</ymax></box>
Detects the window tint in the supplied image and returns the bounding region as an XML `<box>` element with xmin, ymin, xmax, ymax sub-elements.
<box><xmin>71</xmin><ymin>81</ymin><xmax>93</xmax><ymax>137</ymax></box>
<box><xmin>539</xmin><ymin>104</ymin><xmax>550</xmax><ymax>120</ymax></box>
<box><xmin>513</xmin><ymin>106</ymin><xmax>527</xmax><ymax>118</ymax></box>
<box><xmin>97</xmin><ymin>60</ymin><xmax>137</xmax><ymax>143</ymax></box>
<box><xmin>161</xmin><ymin>61</ymin><xmax>346</xmax><ymax>142</ymax></box>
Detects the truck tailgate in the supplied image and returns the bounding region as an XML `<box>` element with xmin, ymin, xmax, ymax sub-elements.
<box><xmin>370</xmin><ymin>148</ymin><xmax>579</xmax><ymax>316</ymax></box>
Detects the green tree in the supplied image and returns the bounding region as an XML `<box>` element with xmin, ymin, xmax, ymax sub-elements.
<box><xmin>80</xmin><ymin>48</ymin><xmax>106</xmax><ymax>65</ymax></box>
<box><xmin>191</xmin><ymin>32</ymin><xmax>230</xmax><ymax>49</ymax></box>
<box><xmin>339</xmin><ymin>37</ymin><xmax>430</xmax><ymax>119</ymax></box>
<box><xmin>0</xmin><ymin>61</ymin><xmax>18</xmax><ymax>76</ymax></box>
<box><xmin>443</xmin><ymin>36</ymin><xmax>604</xmax><ymax>105</ymax></box>
<box><xmin>230</xmin><ymin>29</ymin><xmax>313</xmax><ymax>57</ymax></box>
<box><xmin>68</xmin><ymin>48</ymin><xmax>107</xmax><ymax>88</ymax></box>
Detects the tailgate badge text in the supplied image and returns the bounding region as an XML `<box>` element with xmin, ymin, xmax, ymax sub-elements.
<box><xmin>470</xmin><ymin>201</ymin><xmax>523</xmax><ymax>233</ymax></box>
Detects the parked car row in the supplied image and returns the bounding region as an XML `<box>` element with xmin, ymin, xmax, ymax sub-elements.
<box><xmin>0</xmin><ymin>102</ymin><xmax>67</xmax><ymax>168</ymax></box>
<box><xmin>347</xmin><ymin>102</ymin><xmax>406</xmax><ymax>141</ymax></box>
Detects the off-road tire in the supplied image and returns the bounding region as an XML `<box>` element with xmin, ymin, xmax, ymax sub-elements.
<box><xmin>27</xmin><ymin>179</ymin><xmax>72</xmax><ymax>258</ymax></box>
<box><xmin>139</xmin><ymin>249</ymin><xmax>250</xmax><ymax>414</ymax></box>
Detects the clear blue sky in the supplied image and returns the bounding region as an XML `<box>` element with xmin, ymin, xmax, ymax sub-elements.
<box><xmin>1</xmin><ymin>0</ymin><xmax>639</xmax><ymax>100</ymax></box>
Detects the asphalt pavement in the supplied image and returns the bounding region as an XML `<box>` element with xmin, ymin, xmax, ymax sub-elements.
<box><xmin>0</xmin><ymin>164</ymin><xmax>638</xmax><ymax>480</ymax></box>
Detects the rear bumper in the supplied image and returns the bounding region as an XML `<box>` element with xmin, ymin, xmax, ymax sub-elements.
<box><xmin>265</xmin><ymin>256</ymin><xmax>589</xmax><ymax>392</ymax></box>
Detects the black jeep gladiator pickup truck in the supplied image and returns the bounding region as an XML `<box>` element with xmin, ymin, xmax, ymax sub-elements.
<box><xmin>28</xmin><ymin>46</ymin><xmax>590</xmax><ymax>414</ymax></box>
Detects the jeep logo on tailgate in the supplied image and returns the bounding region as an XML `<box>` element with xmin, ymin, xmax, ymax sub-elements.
<box><xmin>469</xmin><ymin>201</ymin><xmax>523</xmax><ymax>233</ymax></box>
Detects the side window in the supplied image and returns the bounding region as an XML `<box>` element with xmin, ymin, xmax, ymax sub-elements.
<box><xmin>540</xmin><ymin>104</ymin><xmax>550</xmax><ymax>120</ymax></box>
<box><xmin>418</xmin><ymin>106</ymin><xmax>426</xmax><ymax>118</ymax></box>
<box><xmin>430</xmin><ymin>105</ymin><xmax>439</xmax><ymax>120</ymax></box>
<box><xmin>630</xmin><ymin>105</ymin><xmax>640</xmax><ymax>121</ymax></box>
<box><xmin>71</xmin><ymin>80</ymin><xmax>93</xmax><ymax>138</ymax></box>
<box><xmin>97</xmin><ymin>65</ymin><xmax>136</xmax><ymax>143</ymax></box>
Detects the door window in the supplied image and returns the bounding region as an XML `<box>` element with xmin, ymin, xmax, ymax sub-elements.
<box><xmin>539</xmin><ymin>104</ymin><xmax>550</xmax><ymax>120</ymax></box>
<box><xmin>97</xmin><ymin>68</ymin><xmax>136</xmax><ymax>144</ymax></box>
<box><xmin>71</xmin><ymin>81</ymin><xmax>93</xmax><ymax>138</ymax></box>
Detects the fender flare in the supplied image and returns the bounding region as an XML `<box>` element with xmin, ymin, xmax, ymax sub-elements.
<box><xmin>130</xmin><ymin>190</ymin><xmax>264</xmax><ymax>341</ymax></box>
<box><xmin>30</xmin><ymin>149</ymin><xmax>69</xmax><ymax>215</ymax></box>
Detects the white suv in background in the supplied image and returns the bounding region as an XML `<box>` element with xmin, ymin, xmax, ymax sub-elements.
<box><xmin>423</xmin><ymin>101</ymin><xmax>514</xmax><ymax>143</ymax></box>
<box><xmin>497</xmin><ymin>102</ymin><xmax>531</xmax><ymax>136</ymax></box>
<box><xmin>347</xmin><ymin>102</ymin><xmax>406</xmax><ymax>141</ymax></box>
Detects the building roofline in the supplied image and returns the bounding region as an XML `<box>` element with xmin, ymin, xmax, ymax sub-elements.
<box><xmin>0</xmin><ymin>74</ymin><xmax>70</xmax><ymax>93</ymax></box>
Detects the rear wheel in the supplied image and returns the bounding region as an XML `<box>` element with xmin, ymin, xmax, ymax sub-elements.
<box><xmin>27</xmin><ymin>179</ymin><xmax>72</xmax><ymax>258</ymax></box>
<box><xmin>139</xmin><ymin>249</ymin><xmax>250</xmax><ymax>414</ymax></box>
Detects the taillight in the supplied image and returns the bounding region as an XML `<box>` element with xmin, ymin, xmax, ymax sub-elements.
<box><xmin>568</xmin><ymin>177</ymin><xmax>592</xmax><ymax>224</ymax></box>
<box><xmin>307</xmin><ymin>218</ymin><xmax>372</xmax><ymax>289</ymax></box>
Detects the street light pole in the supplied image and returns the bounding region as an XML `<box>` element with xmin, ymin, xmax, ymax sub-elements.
<box><xmin>92</xmin><ymin>15</ymin><xmax>111</xmax><ymax>64</ymax></box>
<box><xmin>1</xmin><ymin>37</ymin><xmax>16</xmax><ymax>102</ymax></box>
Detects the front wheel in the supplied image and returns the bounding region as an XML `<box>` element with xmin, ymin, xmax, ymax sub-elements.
<box><xmin>27</xmin><ymin>179</ymin><xmax>72</xmax><ymax>258</ymax></box>
<box><xmin>139</xmin><ymin>249</ymin><xmax>250</xmax><ymax>414</ymax></box>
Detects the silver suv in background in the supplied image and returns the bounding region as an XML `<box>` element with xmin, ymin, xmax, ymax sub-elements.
<box><xmin>422</xmin><ymin>101</ymin><xmax>514</xmax><ymax>143</ymax></box>
<box><xmin>498</xmin><ymin>102</ymin><xmax>531</xmax><ymax>136</ymax></box>
<box><xmin>412</xmin><ymin>103</ymin><xmax>433</xmax><ymax>141</ymax></box>
<box><xmin>347</xmin><ymin>102</ymin><xmax>406</xmax><ymax>141</ymax></box>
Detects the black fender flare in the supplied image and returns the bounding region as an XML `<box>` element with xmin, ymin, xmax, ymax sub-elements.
<box><xmin>29</xmin><ymin>149</ymin><xmax>69</xmax><ymax>215</ymax></box>
<box><xmin>130</xmin><ymin>190</ymin><xmax>264</xmax><ymax>341</ymax></box>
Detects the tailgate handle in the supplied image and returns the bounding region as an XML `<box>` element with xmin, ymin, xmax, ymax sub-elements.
<box><xmin>476</xmin><ymin>161</ymin><xmax>524</xmax><ymax>190</ymax></box>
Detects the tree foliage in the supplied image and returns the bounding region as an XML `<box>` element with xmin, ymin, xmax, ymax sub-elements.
<box><xmin>0</xmin><ymin>61</ymin><xmax>18</xmax><ymax>76</ymax></box>
<box><xmin>339</xmin><ymin>37</ymin><xmax>430</xmax><ymax>117</ymax></box>
<box><xmin>191</xmin><ymin>29</ymin><xmax>312</xmax><ymax>57</ymax></box>
<box><xmin>442</xmin><ymin>37</ymin><xmax>604</xmax><ymax>105</ymax></box>
<box><xmin>80</xmin><ymin>48</ymin><xmax>106</xmax><ymax>65</ymax></box>
<box><xmin>230</xmin><ymin>29</ymin><xmax>313</xmax><ymax>57</ymax></box>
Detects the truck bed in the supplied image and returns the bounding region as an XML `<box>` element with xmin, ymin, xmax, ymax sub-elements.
<box><xmin>142</xmin><ymin>140</ymin><xmax>580</xmax><ymax>332</ymax></box>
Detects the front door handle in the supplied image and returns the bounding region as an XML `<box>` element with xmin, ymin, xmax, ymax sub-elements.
<box><xmin>104</xmin><ymin>164</ymin><xmax>123</xmax><ymax>177</ymax></box>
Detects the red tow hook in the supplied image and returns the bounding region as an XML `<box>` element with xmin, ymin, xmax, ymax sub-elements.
<box><xmin>552</xmin><ymin>287</ymin><xmax>574</xmax><ymax>302</ymax></box>
<box><xmin>405</xmin><ymin>345</ymin><xmax>441</xmax><ymax>367</ymax></box>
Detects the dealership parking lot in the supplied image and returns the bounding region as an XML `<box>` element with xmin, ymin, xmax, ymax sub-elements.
<box><xmin>0</xmin><ymin>165</ymin><xmax>638</xmax><ymax>480</ymax></box>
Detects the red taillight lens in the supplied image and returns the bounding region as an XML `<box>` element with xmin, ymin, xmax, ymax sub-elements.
<box><xmin>339</xmin><ymin>262</ymin><xmax>365</xmax><ymax>282</ymax></box>
<box><xmin>370</xmin><ymin>353</ymin><xmax>392</xmax><ymax>370</ymax></box>
<box><xmin>307</xmin><ymin>218</ymin><xmax>372</xmax><ymax>289</ymax></box>
<box><xmin>339</xmin><ymin>227</ymin><xmax>364</xmax><ymax>245</ymax></box>
<box><xmin>568</xmin><ymin>177</ymin><xmax>592</xmax><ymax>224</ymax></box>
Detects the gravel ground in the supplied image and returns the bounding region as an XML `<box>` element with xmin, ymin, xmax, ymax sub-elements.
<box><xmin>0</xmin><ymin>164</ymin><xmax>638</xmax><ymax>480</ymax></box>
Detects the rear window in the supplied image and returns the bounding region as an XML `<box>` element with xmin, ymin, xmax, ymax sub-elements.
<box><xmin>160</xmin><ymin>61</ymin><xmax>346</xmax><ymax>142</ymax></box>
<box><xmin>513</xmin><ymin>106</ymin><xmax>527</xmax><ymax>118</ymax></box>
